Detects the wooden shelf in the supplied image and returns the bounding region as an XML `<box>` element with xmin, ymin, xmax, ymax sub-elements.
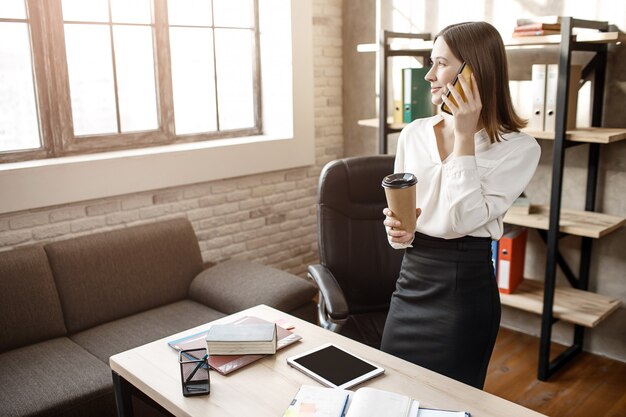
<box><xmin>357</xmin><ymin>117</ymin><xmax>406</xmax><ymax>130</ymax></box>
<box><xmin>504</xmin><ymin>205</ymin><xmax>626</xmax><ymax>238</ymax></box>
<box><xmin>524</xmin><ymin>128</ymin><xmax>626</xmax><ymax>144</ymax></box>
<box><xmin>505</xmin><ymin>31</ymin><xmax>624</xmax><ymax>47</ymax></box>
<box><xmin>357</xmin><ymin>32</ymin><xmax>624</xmax><ymax>53</ymax></box>
<box><xmin>500</xmin><ymin>279</ymin><xmax>621</xmax><ymax>328</ymax></box>
<box><xmin>358</xmin><ymin>124</ymin><xmax>626</xmax><ymax>145</ymax></box>
<box><xmin>357</xmin><ymin>39</ymin><xmax>433</xmax><ymax>53</ymax></box>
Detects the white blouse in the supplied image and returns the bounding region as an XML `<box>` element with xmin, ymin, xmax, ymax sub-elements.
<box><xmin>389</xmin><ymin>114</ymin><xmax>541</xmax><ymax>249</ymax></box>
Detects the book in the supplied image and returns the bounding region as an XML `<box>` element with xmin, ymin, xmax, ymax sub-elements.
<box><xmin>512</xmin><ymin>29</ymin><xmax>561</xmax><ymax>37</ymax></box>
<box><xmin>402</xmin><ymin>67</ymin><xmax>433</xmax><ymax>123</ymax></box>
<box><xmin>514</xmin><ymin>23</ymin><xmax>561</xmax><ymax>32</ymax></box>
<box><xmin>168</xmin><ymin>316</ymin><xmax>301</xmax><ymax>375</ymax></box>
<box><xmin>516</xmin><ymin>16</ymin><xmax>562</xmax><ymax>26</ymax></box>
<box><xmin>206</xmin><ymin>322</ymin><xmax>277</xmax><ymax>355</ymax></box>
<box><xmin>282</xmin><ymin>385</ymin><xmax>469</xmax><ymax>417</ymax></box>
<box><xmin>497</xmin><ymin>227</ymin><xmax>528</xmax><ymax>294</ymax></box>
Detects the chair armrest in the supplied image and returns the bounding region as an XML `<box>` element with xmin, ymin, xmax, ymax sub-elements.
<box><xmin>189</xmin><ymin>260</ymin><xmax>316</xmax><ymax>314</ymax></box>
<box><xmin>307</xmin><ymin>264</ymin><xmax>349</xmax><ymax>321</ymax></box>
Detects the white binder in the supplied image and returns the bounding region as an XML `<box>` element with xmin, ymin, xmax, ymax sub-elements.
<box><xmin>544</xmin><ymin>64</ymin><xmax>581</xmax><ymax>133</ymax></box>
<box><xmin>528</xmin><ymin>64</ymin><xmax>547</xmax><ymax>131</ymax></box>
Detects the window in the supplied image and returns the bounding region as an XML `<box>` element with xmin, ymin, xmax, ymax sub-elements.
<box><xmin>62</xmin><ymin>0</ymin><xmax>158</xmax><ymax>136</ymax></box>
<box><xmin>0</xmin><ymin>0</ymin><xmax>43</xmax><ymax>157</ymax></box>
<box><xmin>168</xmin><ymin>0</ymin><xmax>258</xmax><ymax>135</ymax></box>
<box><xmin>0</xmin><ymin>0</ymin><xmax>261</xmax><ymax>162</ymax></box>
<box><xmin>0</xmin><ymin>0</ymin><xmax>314</xmax><ymax>215</ymax></box>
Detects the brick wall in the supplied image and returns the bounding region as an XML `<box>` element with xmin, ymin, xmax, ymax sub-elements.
<box><xmin>0</xmin><ymin>0</ymin><xmax>343</xmax><ymax>278</ymax></box>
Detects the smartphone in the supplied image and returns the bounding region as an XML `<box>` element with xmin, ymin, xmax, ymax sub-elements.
<box><xmin>441</xmin><ymin>62</ymin><xmax>473</xmax><ymax>115</ymax></box>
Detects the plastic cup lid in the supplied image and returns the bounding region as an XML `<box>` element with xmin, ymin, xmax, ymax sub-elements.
<box><xmin>382</xmin><ymin>173</ymin><xmax>417</xmax><ymax>188</ymax></box>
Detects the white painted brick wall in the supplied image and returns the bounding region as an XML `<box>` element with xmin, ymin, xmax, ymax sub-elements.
<box><xmin>0</xmin><ymin>0</ymin><xmax>343</xmax><ymax>278</ymax></box>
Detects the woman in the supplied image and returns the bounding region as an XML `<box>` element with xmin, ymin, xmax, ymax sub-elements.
<box><xmin>380</xmin><ymin>21</ymin><xmax>540</xmax><ymax>389</ymax></box>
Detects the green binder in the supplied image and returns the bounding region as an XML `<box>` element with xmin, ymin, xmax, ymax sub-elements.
<box><xmin>402</xmin><ymin>67</ymin><xmax>433</xmax><ymax>123</ymax></box>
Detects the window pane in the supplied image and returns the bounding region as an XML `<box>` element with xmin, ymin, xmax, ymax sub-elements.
<box><xmin>0</xmin><ymin>23</ymin><xmax>40</xmax><ymax>152</ymax></box>
<box><xmin>215</xmin><ymin>29</ymin><xmax>254</xmax><ymax>130</ymax></box>
<box><xmin>168</xmin><ymin>0</ymin><xmax>212</xmax><ymax>26</ymax></box>
<box><xmin>62</xmin><ymin>0</ymin><xmax>109</xmax><ymax>22</ymax></box>
<box><xmin>170</xmin><ymin>27</ymin><xmax>217</xmax><ymax>134</ymax></box>
<box><xmin>110</xmin><ymin>0</ymin><xmax>151</xmax><ymax>24</ymax></box>
<box><xmin>113</xmin><ymin>25</ymin><xmax>158</xmax><ymax>132</ymax></box>
<box><xmin>0</xmin><ymin>0</ymin><xmax>26</xmax><ymax>19</ymax></box>
<box><xmin>64</xmin><ymin>24</ymin><xmax>117</xmax><ymax>135</ymax></box>
<box><xmin>213</xmin><ymin>0</ymin><xmax>253</xmax><ymax>28</ymax></box>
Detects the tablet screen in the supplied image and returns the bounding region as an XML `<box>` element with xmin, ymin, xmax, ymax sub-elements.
<box><xmin>289</xmin><ymin>344</ymin><xmax>381</xmax><ymax>387</ymax></box>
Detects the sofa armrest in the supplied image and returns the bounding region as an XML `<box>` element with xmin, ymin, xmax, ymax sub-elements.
<box><xmin>188</xmin><ymin>260</ymin><xmax>316</xmax><ymax>314</ymax></box>
<box><xmin>307</xmin><ymin>264</ymin><xmax>349</xmax><ymax>321</ymax></box>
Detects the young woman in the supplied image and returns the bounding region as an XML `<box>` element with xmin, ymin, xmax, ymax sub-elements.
<box><xmin>380</xmin><ymin>21</ymin><xmax>540</xmax><ymax>389</ymax></box>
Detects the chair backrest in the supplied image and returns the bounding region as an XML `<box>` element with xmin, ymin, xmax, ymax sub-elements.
<box><xmin>316</xmin><ymin>156</ymin><xmax>404</xmax><ymax>314</ymax></box>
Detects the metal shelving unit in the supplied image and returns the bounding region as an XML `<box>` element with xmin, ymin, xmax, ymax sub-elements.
<box><xmin>532</xmin><ymin>17</ymin><xmax>623</xmax><ymax>380</ymax></box>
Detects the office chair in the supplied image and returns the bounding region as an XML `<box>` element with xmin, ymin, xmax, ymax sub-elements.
<box><xmin>308</xmin><ymin>156</ymin><xmax>405</xmax><ymax>348</ymax></box>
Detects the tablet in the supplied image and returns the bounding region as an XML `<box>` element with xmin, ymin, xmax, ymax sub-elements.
<box><xmin>287</xmin><ymin>343</ymin><xmax>384</xmax><ymax>389</ymax></box>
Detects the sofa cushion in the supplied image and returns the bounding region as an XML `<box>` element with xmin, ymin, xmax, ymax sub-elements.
<box><xmin>71</xmin><ymin>300</ymin><xmax>225</xmax><ymax>363</ymax></box>
<box><xmin>0</xmin><ymin>337</ymin><xmax>114</xmax><ymax>417</ymax></box>
<box><xmin>188</xmin><ymin>260</ymin><xmax>317</xmax><ymax>314</ymax></box>
<box><xmin>0</xmin><ymin>245</ymin><xmax>67</xmax><ymax>354</ymax></box>
<box><xmin>45</xmin><ymin>218</ymin><xmax>204</xmax><ymax>333</ymax></box>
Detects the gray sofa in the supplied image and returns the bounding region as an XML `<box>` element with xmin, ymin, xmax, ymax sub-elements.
<box><xmin>0</xmin><ymin>218</ymin><xmax>317</xmax><ymax>417</ymax></box>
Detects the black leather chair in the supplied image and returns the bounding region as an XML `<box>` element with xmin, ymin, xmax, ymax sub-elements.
<box><xmin>308</xmin><ymin>156</ymin><xmax>405</xmax><ymax>348</ymax></box>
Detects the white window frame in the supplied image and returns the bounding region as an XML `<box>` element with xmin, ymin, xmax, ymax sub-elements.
<box><xmin>0</xmin><ymin>0</ymin><xmax>314</xmax><ymax>214</ymax></box>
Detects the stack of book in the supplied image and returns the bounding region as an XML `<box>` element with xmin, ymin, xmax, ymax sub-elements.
<box><xmin>512</xmin><ymin>16</ymin><xmax>561</xmax><ymax>37</ymax></box>
<box><xmin>168</xmin><ymin>316</ymin><xmax>300</xmax><ymax>375</ymax></box>
<box><xmin>206</xmin><ymin>322</ymin><xmax>277</xmax><ymax>355</ymax></box>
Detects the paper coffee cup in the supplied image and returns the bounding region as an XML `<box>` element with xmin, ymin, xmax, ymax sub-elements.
<box><xmin>382</xmin><ymin>173</ymin><xmax>418</xmax><ymax>234</ymax></box>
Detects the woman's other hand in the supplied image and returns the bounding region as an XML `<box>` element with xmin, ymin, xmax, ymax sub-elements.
<box><xmin>383</xmin><ymin>208</ymin><xmax>422</xmax><ymax>244</ymax></box>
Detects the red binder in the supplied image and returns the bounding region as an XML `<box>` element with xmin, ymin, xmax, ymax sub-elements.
<box><xmin>497</xmin><ymin>228</ymin><xmax>527</xmax><ymax>294</ymax></box>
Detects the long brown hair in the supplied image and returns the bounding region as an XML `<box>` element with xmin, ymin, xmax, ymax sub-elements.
<box><xmin>435</xmin><ymin>22</ymin><xmax>526</xmax><ymax>143</ymax></box>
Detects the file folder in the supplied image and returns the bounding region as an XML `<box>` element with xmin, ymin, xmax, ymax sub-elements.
<box><xmin>497</xmin><ymin>228</ymin><xmax>527</xmax><ymax>294</ymax></box>
<box><xmin>402</xmin><ymin>67</ymin><xmax>432</xmax><ymax>123</ymax></box>
<box><xmin>491</xmin><ymin>239</ymin><xmax>499</xmax><ymax>278</ymax></box>
<box><xmin>528</xmin><ymin>64</ymin><xmax>547</xmax><ymax>131</ymax></box>
<box><xmin>544</xmin><ymin>64</ymin><xmax>581</xmax><ymax>133</ymax></box>
<box><xmin>393</xmin><ymin>100</ymin><xmax>403</xmax><ymax>124</ymax></box>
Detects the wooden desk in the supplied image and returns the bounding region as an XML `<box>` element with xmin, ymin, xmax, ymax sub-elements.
<box><xmin>109</xmin><ymin>305</ymin><xmax>546</xmax><ymax>417</ymax></box>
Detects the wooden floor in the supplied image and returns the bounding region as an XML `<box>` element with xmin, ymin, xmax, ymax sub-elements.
<box><xmin>484</xmin><ymin>327</ymin><xmax>626</xmax><ymax>417</ymax></box>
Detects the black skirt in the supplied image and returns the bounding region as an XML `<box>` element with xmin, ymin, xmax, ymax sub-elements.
<box><xmin>380</xmin><ymin>232</ymin><xmax>501</xmax><ymax>389</ymax></box>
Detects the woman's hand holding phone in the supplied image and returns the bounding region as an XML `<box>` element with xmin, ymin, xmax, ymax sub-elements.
<box><xmin>441</xmin><ymin>64</ymin><xmax>482</xmax><ymax>156</ymax></box>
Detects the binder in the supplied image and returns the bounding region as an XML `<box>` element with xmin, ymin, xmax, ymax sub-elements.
<box><xmin>544</xmin><ymin>64</ymin><xmax>581</xmax><ymax>133</ymax></box>
<box><xmin>491</xmin><ymin>239</ymin><xmax>499</xmax><ymax>278</ymax></box>
<box><xmin>528</xmin><ymin>64</ymin><xmax>547</xmax><ymax>131</ymax></box>
<box><xmin>393</xmin><ymin>100</ymin><xmax>403</xmax><ymax>124</ymax></box>
<box><xmin>402</xmin><ymin>67</ymin><xmax>432</xmax><ymax>123</ymax></box>
<box><xmin>508</xmin><ymin>80</ymin><xmax>533</xmax><ymax>121</ymax></box>
<box><xmin>497</xmin><ymin>228</ymin><xmax>527</xmax><ymax>294</ymax></box>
